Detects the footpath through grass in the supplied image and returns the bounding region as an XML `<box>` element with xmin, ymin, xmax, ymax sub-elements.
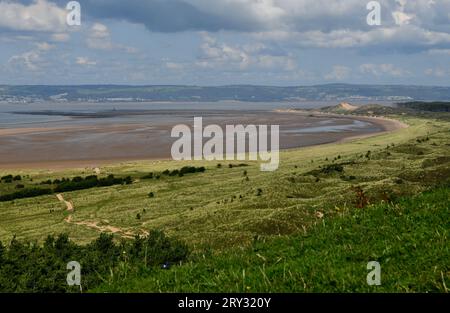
<box><xmin>95</xmin><ymin>186</ymin><xmax>449</xmax><ymax>293</ymax></box>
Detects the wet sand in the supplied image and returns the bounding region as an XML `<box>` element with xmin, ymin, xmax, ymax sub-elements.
<box><xmin>0</xmin><ymin>110</ymin><xmax>406</xmax><ymax>170</ymax></box>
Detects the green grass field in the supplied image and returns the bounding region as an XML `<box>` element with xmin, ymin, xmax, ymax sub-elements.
<box><xmin>0</xmin><ymin>114</ymin><xmax>449</xmax><ymax>292</ymax></box>
<box><xmin>0</xmin><ymin>116</ymin><xmax>448</xmax><ymax>246</ymax></box>
<box><xmin>94</xmin><ymin>186</ymin><xmax>449</xmax><ymax>292</ymax></box>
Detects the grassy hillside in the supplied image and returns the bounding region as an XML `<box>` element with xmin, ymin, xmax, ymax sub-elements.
<box><xmin>0</xmin><ymin>116</ymin><xmax>449</xmax><ymax>250</ymax></box>
<box><xmin>94</xmin><ymin>186</ymin><xmax>449</xmax><ymax>293</ymax></box>
<box><xmin>0</xmin><ymin>114</ymin><xmax>449</xmax><ymax>292</ymax></box>
<box><xmin>1</xmin><ymin>186</ymin><xmax>447</xmax><ymax>293</ymax></box>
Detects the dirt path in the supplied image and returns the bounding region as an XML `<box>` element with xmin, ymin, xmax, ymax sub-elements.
<box><xmin>63</xmin><ymin>212</ymin><xmax>149</xmax><ymax>239</ymax></box>
<box><xmin>63</xmin><ymin>214</ymin><xmax>149</xmax><ymax>239</ymax></box>
<box><xmin>57</xmin><ymin>193</ymin><xmax>144</xmax><ymax>239</ymax></box>
<box><xmin>65</xmin><ymin>218</ymin><xmax>137</xmax><ymax>239</ymax></box>
<box><xmin>56</xmin><ymin>193</ymin><xmax>74</xmax><ymax>211</ymax></box>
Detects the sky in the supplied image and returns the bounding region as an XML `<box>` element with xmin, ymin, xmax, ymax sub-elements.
<box><xmin>0</xmin><ymin>0</ymin><xmax>449</xmax><ymax>86</ymax></box>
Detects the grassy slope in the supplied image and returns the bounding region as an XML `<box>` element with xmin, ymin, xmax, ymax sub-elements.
<box><xmin>0</xmin><ymin>114</ymin><xmax>449</xmax><ymax>293</ymax></box>
<box><xmin>0</xmin><ymin>116</ymin><xmax>448</xmax><ymax>250</ymax></box>
<box><xmin>95</xmin><ymin>186</ymin><xmax>449</xmax><ymax>293</ymax></box>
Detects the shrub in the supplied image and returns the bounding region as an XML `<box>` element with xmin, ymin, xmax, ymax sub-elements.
<box><xmin>0</xmin><ymin>188</ymin><xmax>53</xmax><ymax>202</ymax></box>
<box><xmin>308</xmin><ymin>164</ymin><xmax>344</xmax><ymax>176</ymax></box>
<box><xmin>142</xmin><ymin>173</ymin><xmax>154</xmax><ymax>179</ymax></box>
<box><xmin>169</xmin><ymin>170</ymin><xmax>179</xmax><ymax>177</ymax></box>
<box><xmin>352</xmin><ymin>186</ymin><xmax>369</xmax><ymax>209</ymax></box>
<box><xmin>163</xmin><ymin>167</ymin><xmax>205</xmax><ymax>177</ymax></box>
<box><xmin>1</xmin><ymin>175</ymin><xmax>13</xmax><ymax>183</ymax></box>
<box><xmin>54</xmin><ymin>175</ymin><xmax>132</xmax><ymax>193</ymax></box>
<box><xmin>129</xmin><ymin>230</ymin><xmax>189</xmax><ymax>266</ymax></box>
<box><xmin>0</xmin><ymin>231</ymin><xmax>189</xmax><ymax>292</ymax></box>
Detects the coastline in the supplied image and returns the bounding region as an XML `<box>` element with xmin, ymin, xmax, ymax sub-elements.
<box><xmin>274</xmin><ymin>109</ymin><xmax>408</xmax><ymax>143</ymax></box>
<box><xmin>0</xmin><ymin>112</ymin><xmax>408</xmax><ymax>170</ymax></box>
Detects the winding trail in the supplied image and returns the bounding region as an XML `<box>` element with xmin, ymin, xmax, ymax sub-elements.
<box><xmin>58</xmin><ymin>194</ymin><xmax>149</xmax><ymax>239</ymax></box>
<box><xmin>56</xmin><ymin>193</ymin><xmax>74</xmax><ymax>211</ymax></box>
<box><xmin>64</xmin><ymin>217</ymin><xmax>137</xmax><ymax>239</ymax></box>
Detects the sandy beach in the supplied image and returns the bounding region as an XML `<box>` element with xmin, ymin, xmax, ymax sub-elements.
<box><xmin>0</xmin><ymin>110</ymin><xmax>407</xmax><ymax>170</ymax></box>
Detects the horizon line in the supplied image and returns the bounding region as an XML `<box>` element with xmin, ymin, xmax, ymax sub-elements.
<box><xmin>1</xmin><ymin>83</ymin><xmax>450</xmax><ymax>88</ymax></box>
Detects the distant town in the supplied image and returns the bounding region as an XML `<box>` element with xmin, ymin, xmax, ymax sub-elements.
<box><xmin>2</xmin><ymin>84</ymin><xmax>449</xmax><ymax>103</ymax></box>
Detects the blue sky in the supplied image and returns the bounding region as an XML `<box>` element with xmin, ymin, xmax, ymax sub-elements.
<box><xmin>0</xmin><ymin>0</ymin><xmax>449</xmax><ymax>86</ymax></box>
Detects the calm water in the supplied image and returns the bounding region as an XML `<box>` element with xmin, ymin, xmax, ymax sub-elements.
<box><xmin>0</xmin><ymin>100</ymin><xmax>394</xmax><ymax>128</ymax></box>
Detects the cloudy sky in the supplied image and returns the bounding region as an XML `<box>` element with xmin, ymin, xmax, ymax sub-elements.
<box><xmin>0</xmin><ymin>0</ymin><xmax>449</xmax><ymax>85</ymax></box>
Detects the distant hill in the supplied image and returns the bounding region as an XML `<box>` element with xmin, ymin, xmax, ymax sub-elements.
<box><xmin>1</xmin><ymin>84</ymin><xmax>450</xmax><ymax>102</ymax></box>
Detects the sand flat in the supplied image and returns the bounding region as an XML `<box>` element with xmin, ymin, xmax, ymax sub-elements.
<box><xmin>0</xmin><ymin>111</ymin><xmax>405</xmax><ymax>170</ymax></box>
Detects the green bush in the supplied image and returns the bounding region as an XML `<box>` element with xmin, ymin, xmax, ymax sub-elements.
<box><xmin>142</xmin><ymin>173</ymin><xmax>154</xmax><ymax>179</ymax></box>
<box><xmin>55</xmin><ymin>175</ymin><xmax>132</xmax><ymax>192</ymax></box>
<box><xmin>1</xmin><ymin>175</ymin><xmax>13</xmax><ymax>183</ymax></box>
<box><xmin>0</xmin><ymin>188</ymin><xmax>53</xmax><ymax>202</ymax></box>
<box><xmin>0</xmin><ymin>231</ymin><xmax>189</xmax><ymax>292</ymax></box>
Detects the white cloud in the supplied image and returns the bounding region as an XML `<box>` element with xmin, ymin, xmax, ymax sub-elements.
<box><xmin>392</xmin><ymin>11</ymin><xmax>415</xmax><ymax>25</ymax></box>
<box><xmin>242</xmin><ymin>0</ymin><xmax>450</xmax><ymax>53</ymax></box>
<box><xmin>325</xmin><ymin>65</ymin><xmax>351</xmax><ymax>81</ymax></box>
<box><xmin>0</xmin><ymin>0</ymin><xmax>67</xmax><ymax>32</ymax></box>
<box><xmin>197</xmin><ymin>34</ymin><xmax>297</xmax><ymax>71</ymax></box>
<box><xmin>7</xmin><ymin>0</ymin><xmax>444</xmax><ymax>54</ymax></box>
<box><xmin>7</xmin><ymin>41</ymin><xmax>54</xmax><ymax>71</ymax></box>
<box><xmin>425</xmin><ymin>68</ymin><xmax>449</xmax><ymax>77</ymax></box>
<box><xmin>51</xmin><ymin>33</ymin><xmax>70</xmax><ymax>42</ymax></box>
<box><xmin>392</xmin><ymin>0</ymin><xmax>415</xmax><ymax>25</ymax></box>
<box><xmin>198</xmin><ymin>34</ymin><xmax>249</xmax><ymax>69</ymax></box>
<box><xmin>36</xmin><ymin>42</ymin><xmax>54</xmax><ymax>51</ymax></box>
<box><xmin>85</xmin><ymin>23</ymin><xmax>138</xmax><ymax>54</ymax></box>
<box><xmin>255</xmin><ymin>24</ymin><xmax>450</xmax><ymax>50</ymax></box>
<box><xmin>165</xmin><ymin>62</ymin><xmax>184</xmax><ymax>71</ymax></box>
<box><xmin>76</xmin><ymin>57</ymin><xmax>97</xmax><ymax>66</ymax></box>
<box><xmin>8</xmin><ymin>50</ymin><xmax>42</xmax><ymax>71</ymax></box>
<box><xmin>86</xmin><ymin>23</ymin><xmax>113</xmax><ymax>50</ymax></box>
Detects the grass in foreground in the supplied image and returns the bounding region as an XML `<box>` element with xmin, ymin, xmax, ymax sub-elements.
<box><xmin>0</xmin><ymin>186</ymin><xmax>447</xmax><ymax>293</ymax></box>
<box><xmin>95</xmin><ymin>186</ymin><xmax>449</xmax><ymax>293</ymax></box>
